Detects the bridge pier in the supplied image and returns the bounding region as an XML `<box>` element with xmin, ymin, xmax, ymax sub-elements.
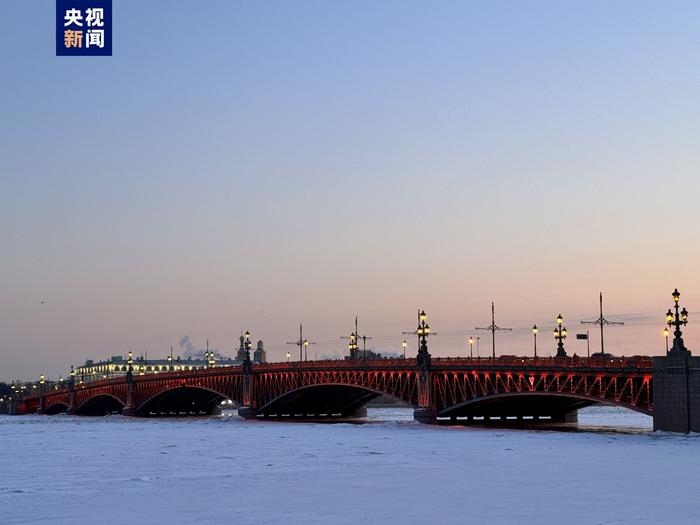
<box><xmin>653</xmin><ymin>349</ymin><xmax>700</xmax><ymax>433</ymax></box>
<box><xmin>352</xmin><ymin>406</ymin><xmax>367</xmax><ymax>418</ymax></box>
<box><xmin>121</xmin><ymin>371</ymin><xmax>135</xmax><ymax>416</ymax></box>
<box><xmin>550</xmin><ymin>410</ymin><xmax>578</xmax><ymax>423</ymax></box>
<box><xmin>237</xmin><ymin>407</ymin><xmax>258</xmax><ymax>419</ymax></box>
<box><xmin>66</xmin><ymin>389</ymin><xmax>76</xmax><ymax>415</ymax></box>
<box><xmin>413</xmin><ymin>408</ymin><xmax>438</xmax><ymax>424</ymax></box>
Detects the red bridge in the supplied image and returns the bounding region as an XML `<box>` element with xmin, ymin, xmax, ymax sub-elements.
<box><xmin>17</xmin><ymin>355</ymin><xmax>654</xmax><ymax>424</ymax></box>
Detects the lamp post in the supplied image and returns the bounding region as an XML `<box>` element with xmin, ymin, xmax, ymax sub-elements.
<box><xmin>532</xmin><ymin>325</ymin><xmax>538</xmax><ymax>358</ymax></box>
<box><xmin>244</xmin><ymin>331</ymin><xmax>252</xmax><ymax>360</ymax></box>
<box><xmin>666</xmin><ymin>288</ymin><xmax>689</xmax><ymax>354</ymax></box>
<box><xmin>287</xmin><ymin>324</ymin><xmax>315</xmax><ymax>363</ymax></box>
<box><xmin>402</xmin><ymin>340</ymin><xmax>407</xmax><ymax>359</ymax></box>
<box><xmin>303</xmin><ymin>339</ymin><xmax>309</xmax><ymax>361</ymax></box>
<box><xmin>286</xmin><ymin>351</ymin><xmax>290</xmax><ymax>363</ymax></box>
<box><xmin>348</xmin><ymin>333</ymin><xmax>358</xmax><ymax>360</ymax></box>
<box><xmin>342</xmin><ymin>317</ymin><xmax>369</xmax><ymax>360</ymax></box>
<box><xmin>206</xmin><ymin>340</ymin><xmax>216</xmax><ymax>368</ymax></box>
<box><xmin>412</xmin><ymin>309</ymin><xmax>435</xmax><ymax>372</ymax></box>
<box><xmin>554</xmin><ymin>314</ymin><xmax>567</xmax><ymax>357</ymax></box>
<box><xmin>663</xmin><ymin>327</ymin><xmax>669</xmax><ymax>354</ymax></box>
<box><xmin>39</xmin><ymin>374</ymin><xmax>45</xmax><ymax>393</ymax></box>
<box><xmin>241</xmin><ymin>331</ymin><xmax>253</xmax><ymax>374</ymax></box>
<box><xmin>468</xmin><ymin>336</ymin><xmax>474</xmax><ymax>358</ymax></box>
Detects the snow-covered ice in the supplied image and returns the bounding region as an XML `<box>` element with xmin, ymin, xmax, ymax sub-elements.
<box><xmin>1</xmin><ymin>407</ymin><xmax>698</xmax><ymax>524</ymax></box>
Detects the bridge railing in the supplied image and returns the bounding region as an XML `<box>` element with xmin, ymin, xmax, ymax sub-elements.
<box><xmin>20</xmin><ymin>354</ymin><xmax>654</xmax><ymax>404</ymax></box>
<box><xmin>431</xmin><ymin>355</ymin><xmax>653</xmax><ymax>369</ymax></box>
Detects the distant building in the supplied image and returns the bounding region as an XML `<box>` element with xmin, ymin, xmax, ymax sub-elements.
<box><xmin>72</xmin><ymin>353</ymin><xmax>239</xmax><ymax>383</ymax></box>
<box><xmin>235</xmin><ymin>335</ymin><xmax>247</xmax><ymax>361</ymax></box>
<box><xmin>235</xmin><ymin>336</ymin><xmax>267</xmax><ymax>363</ymax></box>
<box><xmin>345</xmin><ymin>348</ymin><xmax>382</xmax><ymax>360</ymax></box>
<box><xmin>253</xmin><ymin>340</ymin><xmax>267</xmax><ymax>364</ymax></box>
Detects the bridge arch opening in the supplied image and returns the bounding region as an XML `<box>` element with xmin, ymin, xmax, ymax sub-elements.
<box><xmin>137</xmin><ymin>386</ymin><xmax>230</xmax><ymax>416</ymax></box>
<box><xmin>45</xmin><ymin>402</ymin><xmax>69</xmax><ymax>415</ymax></box>
<box><xmin>258</xmin><ymin>383</ymin><xmax>410</xmax><ymax>418</ymax></box>
<box><xmin>76</xmin><ymin>394</ymin><xmax>125</xmax><ymax>416</ymax></box>
<box><xmin>438</xmin><ymin>392</ymin><xmax>652</xmax><ymax>423</ymax></box>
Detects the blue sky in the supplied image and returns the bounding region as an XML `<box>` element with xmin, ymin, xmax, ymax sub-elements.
<box><xmin>2</xmin><ymin>1</ymin><xmax>700</xmax><ymax>380</ymax></box>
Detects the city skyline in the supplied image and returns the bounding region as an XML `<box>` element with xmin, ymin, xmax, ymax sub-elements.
<box><xmin>2</xmin><ymin>1</ymin><xmax>700</xmax><ymax>380</ymax></box>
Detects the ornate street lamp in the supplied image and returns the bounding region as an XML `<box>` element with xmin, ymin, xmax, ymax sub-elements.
<box><xmin>402</xmin><ymin>340</ymin><xmax>407</xmax><ymax>359</ymax></box>
<box><xmin>287</xmin><ymin>324</ymin><xmax>315</xmax><ymax>363</ymax></box>
<box><xmin>666</xmin><ymin>288</ymin><xmax>689</xmax><ymax>354</ymax></box>
<box><xmin>415</xmin><ymin>310</ymin><xmax>434</xmax><ymax>370</ymax></box>
<box><xmin>468</xmin><ymin>336</ymin><xmax>474</xmax><ymax>358</ymax></box>
<box><xmin>303</xmin><ymin>339</ymin><xmax>309</xmax><ymax>361</ymax></box>
<box><xmin>532</xmin><ymin>325</ymin><xmax>538</xmax><ymax>358</ymax></box>
<box><xmin>244</xmin><ymin>331</ymin><xmax>252</xmax><ymax>358</ymax></box>
<box><xmin>553</xmin><ymin>314</ymin><xmax>567</xmax><ymax>357</ymax></box>
<box><xmin>663</xmin><ymin>326</ymin><xmax>669</xmax><ymax>354</ymax></box>
<box><xmin>207</xmin><ymin>340</ymin><xmax>216</xmax><ymax>367</ymax></box>
<box><xmin>242</xmin><ymin>331</ymin><xmax>252</xmax><ymax>373</ymax></box>
<box><xmin>341</xmin><ymin>317</ymin><xmax>362</xmax><ymax>360</ymax></box>
<box><xmin>347</xmin><ymin>333</ymin><xmax>358</xmax><ymax>360</ymax></box>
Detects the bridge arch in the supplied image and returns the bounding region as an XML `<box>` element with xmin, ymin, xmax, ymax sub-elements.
<box><xmin>258</xmin><ymin>382</ymin><xmax>413</xmax><ymax>417</ymax></box>
<box><xmin>45</xmin><ymin>402</ymin><xmax>69</xmax><ymax>415</ymax></box>
<box><xmin>76</xmin><ymin>394</ymin><xmax>125</xmax><ymax>416</ymax></box>
<box><xmin>137</xmin><ymin>385</ymin><xmax>231</xmax><ymax>416</ymax></box>
<box><xmin>438</xmin><ymin>391</ymin><xmax>653</xmax><ymax>421</ymax></box>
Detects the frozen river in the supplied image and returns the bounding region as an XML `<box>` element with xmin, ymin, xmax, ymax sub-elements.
<box><xmin>1</xmin><ymin>407</ymin><xmax>698</xmax><ymax>524</ymax></box>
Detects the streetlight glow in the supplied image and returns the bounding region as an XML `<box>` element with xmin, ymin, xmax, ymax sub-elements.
<box><xmin>554</xmin><ymin>314</ymin><xmax>567</xmax><ymax>357</ymax></box>
<box><xmin>666</xmin><ymin>288</ymin><xmax>689</xmax><ymax>353</ymax></box>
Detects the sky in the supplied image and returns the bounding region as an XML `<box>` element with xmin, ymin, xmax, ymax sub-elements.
<box><xmin>1</xmin><ymin>1</ymin><xmax>700</xmax><ymax>381</ymax></box>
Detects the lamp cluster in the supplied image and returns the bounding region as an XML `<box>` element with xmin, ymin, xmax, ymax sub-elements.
<box><xmin>666</xmin><ymin>288</ymin><xmax>689</xmax><ymax>353</ymax></box>
<box><xmin>416</xmin><ymin>310</ymin><xmax>431</xmax><ymax>339</ymax></box>
<box><xmin>347</xmin><ymin>332</ymin><xmax>358</xmax><ymax>357</ymax></box>
<box><xmin>554</xmin><ymin>314</ymin><xmax>568</xmax><ymax>357</ymax></box>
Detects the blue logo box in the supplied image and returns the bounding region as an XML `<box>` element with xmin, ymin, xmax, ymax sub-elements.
<box><xmin>56</xmin><ymin>0</ymin><xmax>112</xmax><ymax>56</ymax></box>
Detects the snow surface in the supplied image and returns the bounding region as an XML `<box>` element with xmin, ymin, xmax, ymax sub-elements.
<box><xmin>1</xmin><ymin>407</ymin><xmax>698</xmax><ymax>524</ymax></box>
